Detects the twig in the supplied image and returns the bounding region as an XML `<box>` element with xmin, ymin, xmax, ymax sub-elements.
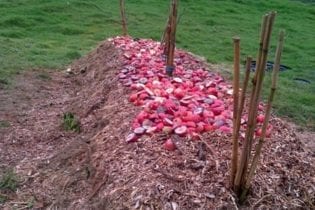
<box><xmin>252</xmin><ymin>194</ymin><xmax>272</xmax><ymax>208</ymax></box>
<box><xmin>16</xmin><ymin>206</ymin><xmax>32</xmax><ymax>210</ymax></box>
<box><xmin>8</xmin><ymin>201</ymin><xmax>29</xmax><ymax>205</ymax></box>
<box><xmin>153</xmin><ymin>168</ymin><xmax>185</xmax><ymax>182</ymax></box>
<box><xmin>88</xmin><ymin>174</ymin><xmax>109</xmax><ymax>200</ymax></box>
<box><xmin>0</xmin><ymin>192</ymin><xmax>7</xmax><ymax>198</ymax></box>
<box><xmin>229</xmin><ymin>193</ymin><xmax>239</xmax><ymax>210</ymax></box>
<box><xmin>200</xmin><ymin>136</ymin><xmax>217</xmax><ymax>156</ymax></box>
<box><xmin>62</xmin><ymin>176</ymin><xmax>71</xmax><ymax>193</ymax></box>
<box><xmin>145</xmin><ymin>157</ymin><xmax>162</xmax><ymax>171</ymax></box>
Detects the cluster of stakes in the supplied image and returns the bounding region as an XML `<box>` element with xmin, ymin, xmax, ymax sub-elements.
<box><xmin>110</xmin><ymin>36</ymin><xmax>271</xmax><ymax>149</ymax></box>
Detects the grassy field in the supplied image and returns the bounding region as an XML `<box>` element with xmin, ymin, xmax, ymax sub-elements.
<box><xmin>0</xmin><ymin>0</ymin><xmax>314</xmax><ymax>128</ymax></box>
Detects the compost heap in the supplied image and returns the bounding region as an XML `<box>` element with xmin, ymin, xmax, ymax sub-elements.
<box><xmin>2</xmin><ymin>37</ymin><xmax>313</xmax><ymax>210</ymax></box>
<box><xmin>110</xmin><ymin>36</ymin><xmax>272</xmax><ymax>148</ymax></box>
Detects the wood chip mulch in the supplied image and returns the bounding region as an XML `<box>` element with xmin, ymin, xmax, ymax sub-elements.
<box><xmin>0</xmin><ymin>40</ymin><xmax>314</xmax><ymax>210</ymax></box>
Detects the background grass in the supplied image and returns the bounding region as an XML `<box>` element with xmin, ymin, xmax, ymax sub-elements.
<box><xmin>0</xmin><ymin>0</ymin><xmax>314</xmax><ymax>128</ymax></box>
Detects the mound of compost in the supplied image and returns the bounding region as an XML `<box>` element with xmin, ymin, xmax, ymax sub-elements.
<box><xmin>0</xmin><ymin>38</ymin><xmax>314</xmax><ymax>210</ymax></box>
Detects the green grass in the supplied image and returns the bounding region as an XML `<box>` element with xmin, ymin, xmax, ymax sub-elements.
<box><xmin>0</xmin><ymin>0</ymin><xmax>314</xmax><ymax>128</ymax></box>
<box><xmin>0</xmin><ymin>169</ymin><xmax>19</xmax><ymax>204</ymax></box>
<box><xmin>0</xmin><ymin>120</ymin><xmax>10</xmax><ymax>128</ymax></box>
<box><xmin>0</xmin><ymin>169</ymin><xmax>18</xmax><ymax>192</ymax></box>
<box><xmin>62</xmin><ymin>112</ymin><xmax>80</xmax><ymax>132</ymax></box>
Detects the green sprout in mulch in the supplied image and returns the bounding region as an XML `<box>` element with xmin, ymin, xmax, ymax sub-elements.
<box><xmin>0</xmin><ymin>169</ymin><xmax>19</xmax><ymax>203</ymax></box>
<box><xmin>0</xmin><ymin>120</ymin><xmax>10</xmax><ymax>128</ymax></box>
<box><xmin>36</xmin><ymin>72</ymin><xmax>52</xmax><ymax>81</ymax></box>
<box><xmin>0</xmin><ymin>169</ymin><xmax>18</xmax><ymax>192</ymax></box>
<box><xmin>62</xmin><ymin>112</ymin><xmax>80</xmax><ymax>132</ymax></box>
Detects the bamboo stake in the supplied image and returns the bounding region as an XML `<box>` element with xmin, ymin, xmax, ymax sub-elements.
<box><xmin>243</xmin><ymin>12</ymin><xmax>275</xmax><ymax>183</ymax></box>
<box><xmin>119</xmin><ymin>0</ymin><xmax>128</xmax><ymax>36</ymax></box>
<box><xmin>231</xmin><ymin>56</ymin><xmax>252</xmax><ymax>189</ymax></box>
<box><xmin>240</xmin><ymin>30</ymin><xmax>284</xmax><ymax>201</ymax></box>
<box><xmin>231</xmin><ymin>37</ymin><xmax>241</xmax><ymax>186</ymax></box>
<box><xmin>237</xmin><ymin>11</ymin><xmax>276</xmax><ymax>193</ymax></box>
<box><xmin>243</xmin><ymin>11</ymin><xmax>276</xmax><ymax>187</ymax></box>
<box><xmin>239</xmin><ymin>56</ymin><xmax>252</xmax><ymax>119</ymax></box>
<box><xmin>253</xmin><ymin>14</ymin><xmax>269</xmax><ymax>83</ymax></box>
<box><xmin>234</xmin><ymin>14</ymin><xmax>269</xmax><ymax>191</ymax></box>
<box><xmin>166</xmin><ymin>0</ymin><xmax>178</xmax><ymax>76</ymax></box>
<box><xmin>234</xmin><ymin>12</ymin><xmax>276</xmax><ymax>191</ymax></box>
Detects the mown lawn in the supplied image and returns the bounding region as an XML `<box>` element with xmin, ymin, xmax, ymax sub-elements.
<box><xmin>0</xmin><ymin>0</ymin><xmax>314</xmax><ymax>128</ymax></box>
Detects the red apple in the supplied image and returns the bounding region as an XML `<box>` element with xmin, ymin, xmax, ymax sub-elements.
<box><xmin>174</xmin><ymin>125</ymin><xmax>187</xmax><ymax>136</ymax></box>
<box><xmin>164</xmin><ymin>138</ymin><xmax>176</xmax><ymax>151</ymax></box>
<box><xmin>204</xmin><ymin>124</ymin><xmax>214</xmax><ymax>132</ymax></box>
<box><xmin>126</xmin><ymin>133</ymin><xmax>138</xmax><ymax>143</ymax></box>
<box><xmin>212</xmin><ymin>106</ymin><xmax>225</xmax><ymax>116</ymax></box>
<box><xmin>219</xmin><ymin>126</ymin><xmax>232</xmax><ymax>133</ymax></box>
<box><xmin>129</xmin><ymin>93</ymin><xmax>138</xmax><ymax>102</ymax></box>
<box><xmin>174</xmin><ymin>88</ymin><xmax>186</xmax><ymax>99</ymax></box>
<box><xmin>134</xmin><ymin>127</ymin><xmax>146</xmax><ymax>135</ymax></box>
<box><xmin>256</xmin><ymin>114</ymin><xmax>265</xmax><ymax>123</ymax></box>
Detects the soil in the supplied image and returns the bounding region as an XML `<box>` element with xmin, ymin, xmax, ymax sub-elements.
<box><xmin>0</xmin><ymin>40</ymin><xmax>314</xmax><ymax>210</ymax></box>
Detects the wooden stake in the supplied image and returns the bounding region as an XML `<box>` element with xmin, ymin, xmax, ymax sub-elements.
<box><xmin>119</xmin><ymin>0</ymin><xmax>128</xmax><ymax>36</ymax></box>
<box><xmin>240</xmin><ymin>30</ymin><xmax>284</xmax><ymax>201</ymax></box>
<box><xmin>166</xmin><ymin>0</ymin><xmax>178</xmax><ymax>76</ymax></box>
<box><xmin>253</xmin><ymin>14</ymin><xmax>269</xmax><ymax>83</ymax></box>
<box><xmin>163</xmin><ymin>17</ymin><xmax>171</xmax><ymax>56</ymax></box>
<box><xmin>161</xmin><ymin>0</ymin><xmax>173</xmax><ymax>44</ymax></box>
<box><xmin>161</xmin><ymin>17</ymin><xmax>170</xmax><ymax>44</ymax></box>
<box><xmin>231</xmin><ymin>37</ymin><xmax>240</xmax><ymax>186</ymax></box>
<box><xmin>161</xmin><ymin>0</ymin><xmax>173</xmax><ymax>56</ymax></box>
<box><xmin>234</xmin><ymin>14</ymin><xmax>269</xmax><ymax>191</ymax></box>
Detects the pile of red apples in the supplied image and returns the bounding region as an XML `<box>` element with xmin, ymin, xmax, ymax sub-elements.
<box><xmin>109</xmin><ymin>37</ymin><xmax>272</xmax><ymax>150</ymax></box>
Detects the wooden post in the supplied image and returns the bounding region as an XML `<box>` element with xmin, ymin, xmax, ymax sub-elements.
<box><xmin>231</xmin><ymin>37</ymin><xmax>240</xmax><ymax>186</ymax></box>
<box><xmin>166</xmin><ymin>0</ymin><xmax>178</xmax><ymax>76</ymax></box>
<box><xmin>119</xmin><ymin>0</ymin><xmax>128</xmax><ymax>36</ymax></box>
<box><xmin>240</xmin><ymin>30</ymin><xmax>284</xmax><ymax>201</ymax></box>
